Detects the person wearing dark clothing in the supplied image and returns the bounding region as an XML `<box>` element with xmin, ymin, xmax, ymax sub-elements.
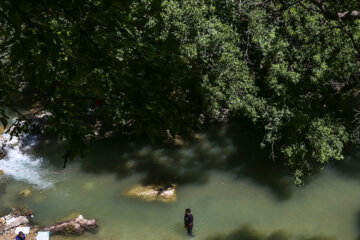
<box><xmin>184</xmin><ymin>208</ymin><xmax>194</xmax><ymax>237</ymax></box>
<box><xmin>15</xmin><ymin>231</ymin><xmax>26</xmax><ymax>240</ymax></box>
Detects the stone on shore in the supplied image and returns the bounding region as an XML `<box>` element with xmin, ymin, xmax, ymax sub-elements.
<box><xmin>0</xmin><ymin>210</ymin><xmax>97</xmax><ymax>239</ymax></box>
<box><xmin>3</xmin><ymin>216</ymin><xmax>29</xmax><ymax>232</ymax></box>
<box><xmin>125</xmin><ymin>184</ymin><xmax>176</xmax><ymax>202</ymax></box>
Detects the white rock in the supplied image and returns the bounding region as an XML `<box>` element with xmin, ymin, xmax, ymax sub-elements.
<box><xmin>125</xmin><ymin>185</ymin><xmax>176</xmax><ymax>202</ymax></box>
<box><xmin>4</xmin><ymin>216</ymin><xmax>29</xmax><ymax>231</ymax></box>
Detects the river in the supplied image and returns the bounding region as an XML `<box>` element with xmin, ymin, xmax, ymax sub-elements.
<box><xmin>0</xmin><ymin>123</ymin><xmax>359</xmax><ymax>240</ymax></box>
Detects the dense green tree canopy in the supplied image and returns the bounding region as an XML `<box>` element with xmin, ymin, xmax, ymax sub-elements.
<box><xmin>1</xmin><ymin>0</ymin><xmax>360</xmax><ymax>183</ymax></box>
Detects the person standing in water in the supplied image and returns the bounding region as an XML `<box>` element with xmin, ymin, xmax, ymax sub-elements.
<box><xmin>184</xmin><ymin>208</ymin><xmax>194</xmax><ymax>237</ymax></box>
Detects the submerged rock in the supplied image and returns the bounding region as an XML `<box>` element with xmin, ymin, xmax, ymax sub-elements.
<box><xmin>58</xmin><ymin>212</ymin><xmax>82</xmax><ymax>222</ymax></box>
<box><xmin>84</xmin><ymin>182</ymin><xmax>94</xmax><ymax>190</ymax></box>
<box><xmin>125</xmin><ymin>184</ymin><xmax>176</xmax><ymax>202</ymax></box>
<box><xmin>18</xmin><ymin>189</ymin><xmax>31</xmax><ymax>198</ymax></box>
<box><xmin>33</xmin><ymin>194</ymin><xmax>46</xmax><ymax>203</ymax></box>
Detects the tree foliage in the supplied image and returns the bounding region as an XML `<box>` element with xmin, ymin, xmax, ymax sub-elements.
<box><xmin>1</xmin><ymin>0</ymin><xmax>360</xmax><ymax>183</ymax></box>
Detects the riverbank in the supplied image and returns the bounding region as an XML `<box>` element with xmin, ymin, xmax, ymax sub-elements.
<box><xmin>0</xmin><ymin>208</ymin><xmax>97</xmax><ymax>240</ymax></box>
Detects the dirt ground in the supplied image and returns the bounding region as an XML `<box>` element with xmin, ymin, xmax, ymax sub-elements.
<box><xmin>1</xmin><ymin>225</ymin><xmax>39</xmax><ymax>240</ymax></box>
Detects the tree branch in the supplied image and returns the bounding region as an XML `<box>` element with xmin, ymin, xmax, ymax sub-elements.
<box><xmin>308</xmin><ymin>0</ymin><xmax>360</xmax><ymax>20</ymax></box>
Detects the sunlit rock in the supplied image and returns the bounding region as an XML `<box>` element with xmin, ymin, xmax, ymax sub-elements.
<box><xmin>0</xmin><ymin>217</ymin><xmax>5</xmax><ymax>225</ymax></box>
<box><xmin>174</xmin><ymin>135</ymin><xmax>184</xmax><ymax>146</ymax></box>
<box><xmin>33</xmin><ymin>194</ymin><xmax>46</xmax><ymax>203</ymax></box>
<box><xmin>0</xmin><ymin>135</ymin><xmax>7</xmax><ymax>149</ymax></box>
<box><xmin>0</xmin><ymin>170</ymin><xmax>4</xmax><ymax>175</ymax></box>
<box><xmin>3</xmin><ymin>216</ymin><xmax>29</xmax><ymax>231</ymax></box>
<box><xmin>166</xmin><ymin>130</ymin><xmax>184</xmax><ymax>146</ymax></box>
<box><xmin>193</xmin><ymin>133</ymin><xmax>203</xmax><ymax>140</ymax></box>
<box><xmin>18</xmin><ymin>189</ymin><xmax>31</xmax><ymax>198</ymax></box>
<box><xmin>84</xmin><ymin>182</ymin><xmax>94</xmax><ymax>190</ymax></box>
<box><xmin>125</xmin><ymin>184</ymin><xmax>176</xmax><ymax>202</ymax></box>
<box><xmin>7</xmin><ymin>137</ymin><xmax>20</xmax><ymax>148</ymax></box>
<box><xmin>42</xmin><ymin>215</ymin><xmax>98</xmax><ymax>235</ymax></box>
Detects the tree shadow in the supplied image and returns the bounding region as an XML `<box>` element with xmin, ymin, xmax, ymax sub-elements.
<box><xmin>30</xmin><ymin>120</ymin><xmax>296</xmax><ymax>201</ymax></box>
<box><xmin>356</xmin><ymin>210</ymin><xmax>360</xmax><ymax>240</ymax></box>
<box><xmin>207</xmin><ymin>225</ymin><xmax>336</xmax><ymax>240</ymax></box>
<box><xmin>331</xmin><ymin>145</ymin><xmax>360</xmax><ymax>181</ymax></box>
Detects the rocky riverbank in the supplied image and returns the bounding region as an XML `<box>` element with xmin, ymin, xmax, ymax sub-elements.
<box><xmin>0</xmin><ymin>208</ymin><xmax>97</xmax><ymax>240</ymax></box>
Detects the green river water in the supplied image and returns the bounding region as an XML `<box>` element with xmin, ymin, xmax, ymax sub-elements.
<box><xmin>0</xmin><ymin>123</ymin><xmax>360</xmax><ymax>240</ymax></box>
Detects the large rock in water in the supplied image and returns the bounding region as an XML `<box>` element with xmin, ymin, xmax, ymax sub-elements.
<box><xmin>125</xmin><ymin>184</ymin><xmax>176</xmax><ymax>202</ymax></box>
<box><xmin>42</xmin><ymin>215</ymin><xmax>97</xmax><ymax>235</ymax></box>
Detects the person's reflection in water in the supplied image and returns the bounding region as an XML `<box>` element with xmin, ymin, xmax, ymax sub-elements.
<box><xmin>184</xmin><ymin>208</ymin><xmax>195</xmax><ymax>237</ymax></box>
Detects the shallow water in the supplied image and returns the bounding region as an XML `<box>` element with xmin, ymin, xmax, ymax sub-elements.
<box><xmin>0</xmin><ymin>124</ymin><xmax>360</xmax><ymax>240</ymax></box>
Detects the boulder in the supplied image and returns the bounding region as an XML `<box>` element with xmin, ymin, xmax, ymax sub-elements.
<box><xmin>3</xmin><ymin>216</ymin><xmax>29</xmax><ymax>231</ymax></box>
<box><xmin>42</xmin><ymin>215</ymin><xmax>97</xmax><ymax>235</ymax></box>
<box><xmin>125</xmin><ymin>184</ymin><xmax>176</xmax><ymax>202</ymax></box>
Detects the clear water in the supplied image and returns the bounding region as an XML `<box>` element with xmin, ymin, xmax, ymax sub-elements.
<box><xmin>0</xmin><ymin>123</ymin><xmax>360</xmax><ymax>240</ymax></box>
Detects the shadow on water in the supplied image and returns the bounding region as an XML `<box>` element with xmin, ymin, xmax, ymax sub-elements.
<box><xmin>207</xmin><ymin>225</ymin><xmax>336</xmax><ymax>240</ymax></box>
<box><xmin>31</xmin><ymin>120</ymin><xmax>295</xmax><ymax>200</ymax></box>
<box><xmin>332</xmin><ymin>145</ymin><xmax>360</xmax><ymax>181</ymax></box>
<box><xmin>356</xmin><ymin>210</ymin><xmax>360</xmax><ymax>240</ymax></box>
